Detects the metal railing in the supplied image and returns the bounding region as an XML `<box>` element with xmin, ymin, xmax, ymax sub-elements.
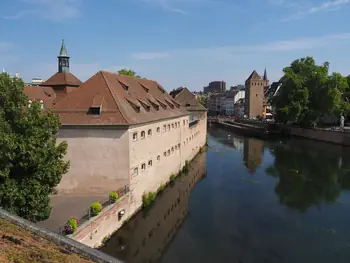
<box><xmin>58</xmin><ymin>184</ymin><xmax>130</xmax><ymax>235</ymax></box>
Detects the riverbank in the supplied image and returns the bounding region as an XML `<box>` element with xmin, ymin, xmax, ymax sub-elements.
<box><xmin>234</xmin><ymin>119</ymin><xmax>350</xmax><ymax>146</ymax></box>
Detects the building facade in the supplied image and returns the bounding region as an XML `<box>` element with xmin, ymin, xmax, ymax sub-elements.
<box><xmin>245</xmin><ymin>69</ymin><xmax>269</xmax><ymax>119</ymax></box>
<box><xmin>203</xmin><ymin>81</ymin><xmax>226</xmax><ymax>94</ymax></box>
<box><xmin>24</xmin><ymin>41</ymin><xmax>207</xmax><ymax>231</ymax></box>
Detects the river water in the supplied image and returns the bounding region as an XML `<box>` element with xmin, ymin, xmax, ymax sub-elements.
<box><xmin>101</xmin><ymin>126</ymin><xmax>350</xmax><ymax>263</ymax></box>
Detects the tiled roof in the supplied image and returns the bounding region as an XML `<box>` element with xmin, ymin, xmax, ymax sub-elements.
<box><xmin>53</xmin><ymin>71</ymin><xmax>188</xmax><ymax>126</ymax></box>
<box><xmin>170</xmin><ymin>87</ymin><xmax>206</xmax><ymax>111</ymax></box>
<box><xmin>246</xmin><ymin>70</ymin><xmax>262</xmax><ymax>82</ymax></box>
<box><xmin>24</xmin><ymin>86</ymin><xmax>56</xmax><ymax>107</ymax></box>
<box><xmin>40</xmin><ymin>72</ymin><xmax>81</xmax><ymax>87</ymax></box>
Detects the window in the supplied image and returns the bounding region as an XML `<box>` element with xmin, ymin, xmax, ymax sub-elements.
<box><xmin>183</xmin><ymin>120</ymin><xmax>185</xmax><ymax>125</ymax></box>
<box><xmin>164</xmin><ymin>152</ymin><xmax>166</xmax><ymax>157</ymax></box>
<box><xmin>167</xmin><ymin>150</ymin><xmax>170</xmax><ymax>156</ymax></box>
<box><xmin>148</xmin><ymin>160</ymin><xmax>152</xmax><ymax>166</ymax></box>
<box><xmin>171</xmin><ymin>147</ymin><xmax>174</xmax><ymax>153</ymax></box>
<box><xmin>178</xmin><ymin>122</ymin><xmax>180</xmax><ymax>126</ymax></box>
<box><xmin>141</xmin><ymin>163</ymin><xmax>146</xmax><ymax>170</ymax></box>
<box><xmin>133</xmin><ymin>133</ymin><xmax>138</xmax><ymax>141</ymax></box>
<box><xmin>148</xmin><ymin>129</ymin><xmax>152</xmax><ymax>136</ymax></box>
<box><xmin>172</xmin><ymin>123</ymin><xmax>174</xmax><ymax>128</ymax></box>
<box><xmin>163</xmin><ymin>125</ymin><xmax>166</xmax><ymax>132</ymax></box>
<box><xmin>167</xmin><ymin>124</ymin><xmax>170</xmax><ymax>131</ymax></box>
<box><xmin>178</xmin><ymin>143</ymin><xmax>180</xmax><ymax>148</ymax></box>
<box><xmin>175</xmin><ymin>145</ymin><xmax>178</xmax><ymax>150</ymax></box>
<box><xmin>141</xmin><ymin>131</ymin><xmax>145</xmax><ymax>139</ymax></box>
<box><xmin>133</xmin><ymin>167</ymin><xmax>138</xmax><ymax>176</ymax></box>
<box><xmin>183</xmin><ymin>141</ymin><xmax>185</xmax><ymax>146</ymax></box>
<box><xmin>157</xmin><ymin>127</ymin><xmax>160</xmax><ymax>133</ymax></box>
<box><xmin>175</xmin><ymin>123</ymin><xmax>177</xmax><ymax>128</ymax></box>
<box><xmin>157</xmin><ymin>155</ymin><xmax>160</xmax><ymax>161</ymax></box>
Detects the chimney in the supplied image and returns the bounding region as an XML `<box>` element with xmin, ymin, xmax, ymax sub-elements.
<box><xmin>15</xmin><ymin>72</ymin><xmax>19</xmax><ymax>78</ymax></box>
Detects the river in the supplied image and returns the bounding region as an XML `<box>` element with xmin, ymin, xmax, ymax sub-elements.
<box><xmin>101</xmin><ymin>126</ymin><xmax>350</xmax><ymax>263</ymax></box>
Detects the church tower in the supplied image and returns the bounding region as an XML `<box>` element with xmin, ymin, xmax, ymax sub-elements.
<box><xmin>58</xmin><ymin>39</ymin><xmax>70</xmax><ymax>73</ymax></box>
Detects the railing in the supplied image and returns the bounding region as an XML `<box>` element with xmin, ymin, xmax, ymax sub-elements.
<box><xmin>57</xmin><ymin>184</ymin><xmax>130</xmax><ymax>235</ymax></box>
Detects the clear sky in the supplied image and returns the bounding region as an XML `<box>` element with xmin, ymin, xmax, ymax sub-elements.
<box><xmin>1</xmin><ymin>0</ymin><xmax>350</xmax><ymax>91</ymax></box>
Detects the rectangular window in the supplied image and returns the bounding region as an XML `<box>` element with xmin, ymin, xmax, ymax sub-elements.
<box><xmin>133</xmin><ymin>133</ymin><xmax>138</xmax><ymax>141</ymax></box>
<box><xmin>148</xmin><ymin>160</ymin><xmax>152</xmax><ymax>166</ymax></box>
<box><xmin>167</xmin><ymin>124</ymin><xmax>170</xmax><ymax>131</ymax></box>
<box><xmin>141</xmin><ymin>163</ymin><xmax>146</xmax><ymax>170</ymax></box>
<box><xmin>163</xmin><ymin>151</ymin><xmax>166</xmax><ymax>157</ymax></box>
<box><xmin>157</xmin><ymin>127</ymin><xmax>160</xmax><ymax>133</ymax></box>
<box><xmin>133</xmin><ymin>167</ymin><xmax>138</xmax><ymax>176</ymax></box>
<box><xmin>167</xmin><ymin>150</ymin><xmax>170</xmax><ymax>156</ymax></box>
<box><xmin>172</xmin><ymin>123</ymin><xmax>174</xmax><ymax>128</ymax></box>
<box><xmin>163</xmin><ymin>125</ymin><xmax>166</xmax><ymax>132</ymax></box>
<box><xmin>148</xmin><ymin>129</ymin><xmax>152</xmax><ymax>136</ymax></box>
<box><xmin>157</xmin><ymin>155</ymin><xmax>160</xmax><ymax>161</ymax></box>
<box><xmin>141</xmin><ymin>131</ymin><xmax>145</xmax><ymax>139</ymax></box>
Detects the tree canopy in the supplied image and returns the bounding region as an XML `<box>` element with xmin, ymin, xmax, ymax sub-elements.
<box><xmin>271</xmin><ymin>57</ymin><xmax>349</xmax><ymax>125</ymax></box>
<box><xmin>0</xmin><ymin>73</ymin><xmax>69</xmax><ymax>222</ymax></box>
<box><xmin>117</xmin><ymin>68</ymin><xmax>141</xmax><ymax>78</ymax></box>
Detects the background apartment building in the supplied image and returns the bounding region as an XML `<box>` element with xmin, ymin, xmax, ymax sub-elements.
<box><xmin>203</xmin><ymin>81</ymin><xmax>226</xmax><ymax>94</ymax></box>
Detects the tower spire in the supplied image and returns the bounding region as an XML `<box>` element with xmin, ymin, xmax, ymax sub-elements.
<box><xmin>263</xmin><ymin>68</ymin><xmax>268</xmax><ymax>81</ymax></box>
<box><xmin>58</xmin><ymin>39</ymin><xmax>70</xmax><ymax>73</ymax></box>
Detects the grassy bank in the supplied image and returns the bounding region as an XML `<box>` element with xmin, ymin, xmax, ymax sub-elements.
<box><xmin>0</xmin><ymin>219</ymin><xmax>94</xmax><ymax>263</ymax></box>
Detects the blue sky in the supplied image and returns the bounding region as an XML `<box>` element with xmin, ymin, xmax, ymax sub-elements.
<box><xmin>1</xmin><ymin>0</ymin><xmax>350</xmax><ymax>91</ymax></box>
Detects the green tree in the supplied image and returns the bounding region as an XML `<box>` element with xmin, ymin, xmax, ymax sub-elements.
<box><xmin>347</xmin><ymin>75</ymin><xmax>350</xmax><ymax>87</ymax></box>
<box><xmin>0</xmin><ymin>73</ymin><xmax>69</xmax><ymax>222</ymax></box>
<box><xmin>197</xmin><ymin>96</ymin><xmax>207</xmax><ymax>107</ymax></box>
<box><xmin>272</xmin><ymin>57</ymin><xmax>348</xmax><ymax>125</ymax></box>
<box><xmin>117</xmin><ymin>68</ymin><xmax>141</xmax><ymax>78</ymax></box>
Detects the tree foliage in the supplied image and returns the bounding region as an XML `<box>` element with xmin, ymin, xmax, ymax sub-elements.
<box><xmin>0</xmin><ymin>73</ymin><xmax>69</xmax><ymax>222</ymax></box>
<box><xmin>271</xmin><ymin>57</ymin><xmax>349</xmax><ymax>125</ymax></box>
<box><xmin>117</xmin><ymin>68</ymin><xmax>141</xmax><ymax>78</ymax></box>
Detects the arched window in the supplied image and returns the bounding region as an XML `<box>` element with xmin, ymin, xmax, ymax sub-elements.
<box><xmin>141</xmin><ymin>131</ymin><xmax>145</xmax><ymax>139</ymax></box>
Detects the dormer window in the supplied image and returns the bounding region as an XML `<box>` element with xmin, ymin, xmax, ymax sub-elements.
<box><xmin>89</xmin><ymin>107</ymin><xmax>101</xmax><ymax>115</ymax></box>
<box><xmin>140</xmin><ymin>83</ymin><xmax>149</xmax><ymax>93</ymax></box>
<box><xmin>157</xmin><ymin>85</ymin><xmax>165</xmax><ymax>93</ymax></box>
<box><xmin>118</xmin><ymin>80</ymin><xmax>129</xmax><ymax>92</ymax></box>
<box><xmin>165</xmin><ymin>99</ymin><xmax>174</xmax><ymax>109</ymax></box>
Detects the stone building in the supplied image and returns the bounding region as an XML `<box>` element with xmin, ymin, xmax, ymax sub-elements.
<box><xmin>24</xmin><ymin>41</ymin><xmax>207</xmax><ymax>231</ymax></box>
<box><xmin>244</xmin><ymin>69</ymin><xmax>269</xmax><ymax>119</ymax></box>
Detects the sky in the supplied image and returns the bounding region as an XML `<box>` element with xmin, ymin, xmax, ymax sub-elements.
<box><xmin>1</xmin><ymin>0</ymin><xmax>350</xmax><ymax>91</ymax></box>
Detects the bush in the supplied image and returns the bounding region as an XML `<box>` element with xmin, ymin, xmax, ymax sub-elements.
<box><xmin>64</xmin><ymin>218</ymin><xmax>78</xmax><ymax>234</ymax></box>
<box><xmin>170</xmin><ymin>174</ymin><xmax>176</xmax><ymax>184</ymax></box>
<box><xmin>90</xmin><ymin>202</ymin><xmax>102</xmax><ymax>216</ymax></box>
<box><xmin>109</xmin><ymin>192</ymin><xmax>119</xmax><ymax>203</ymax></box>
<box><xmin>142</xmin><ymin>192</ymin><xmax>157</xmax><ymax>208</ymax></box>
<box><xmin>157</xmin><ymin>183</ymin><xmax>166</xmax><ymax>192</ymax></box>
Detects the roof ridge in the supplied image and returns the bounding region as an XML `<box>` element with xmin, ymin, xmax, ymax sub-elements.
<box><xmin>100</xmin><ymin>71</ymin><xmax>129</xmax><ymax>124</ymax></box>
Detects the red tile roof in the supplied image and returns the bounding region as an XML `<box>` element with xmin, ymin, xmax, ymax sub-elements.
<box><xmin>40</xmin><ymin>72</ymin><xmax>81</xmax><ymax>87</ymax></box>
<box><xmin>53</xmin><ymin>71</ymin><xmax>188</xmax><ymax>126</ymax></box>
<box><xmin>24</xmin><ymin>86</ymin><xmax>56</xmax><ymax>107</ymax></box>
<box><xmin>170</xmin><ymin>87</ymin><xmax>206</xmax><ymax>111</ymax></box>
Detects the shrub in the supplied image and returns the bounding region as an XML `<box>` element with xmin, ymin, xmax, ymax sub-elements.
<box><xmin>90</xmin><ymin>202</ymin><xmax>102</xmax><ymax>216</ymax></box>
<box><xmin>157</xmin><ymin>183</ymin><xmax>166</xmax><ymax>192</ymax></box>
<box><xmin>109</xmin><ymin>192</ymin><xmax>119</xmax><ymax>203</ymax></box>
<box><xmin>170</xmin><ymin>174</ymin><xmax>176</xmax><ymax>183</ymax></box>
<box><xmin>142</xmin><ymin>192</ymin><xmax>157</xmax><ymax>208</ymax></box>
<box><xmin>64</xmin><ymin>218</ymin><xmax>78</xmax><ymax>234</ymax></box>
<box><xmin>102</xmin><ymin>235</ymin><xmax>110</xmax><ymax>245</ymax></box>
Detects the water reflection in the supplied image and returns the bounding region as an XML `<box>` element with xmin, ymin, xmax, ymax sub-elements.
<box><xmin>266</xmin><ymin>139</ymin><xmax>350</xmax><ymax>212</ymax></box>
<box><xmin>243</xmin><ymin>138</ymin><xmax>264</xmax><ymax>174</ymax></box>
<box><xmin>100</xmin><ymin>151</ymin><xmax>207</xmax><ymax>263</ymax></box>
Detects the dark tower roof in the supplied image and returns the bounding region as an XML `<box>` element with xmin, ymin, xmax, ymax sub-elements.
<box><xmin>246</xmin><ymin>70</ymin><xmax>261</xmax><ymax>82</ymax></box>
<box><xmin>263</xmin><ymin>68</ymin><xmax>268</xmax><ymax>81</ymax></box>
<box><xmin>58</xmin><ymin>39</ymin><xmax>69</xmax><ymax>57</ymax></box>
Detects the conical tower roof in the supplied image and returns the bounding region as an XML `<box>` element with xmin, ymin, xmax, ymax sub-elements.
<box><xmin>263</xmin><ymin>68</ymin><xmax>268</xmax><ymax>81</ymax></box>
<box><xmin>58</xmin><ymin>39</ymin><xmax>69</xmax><ymax>57</ymax></box>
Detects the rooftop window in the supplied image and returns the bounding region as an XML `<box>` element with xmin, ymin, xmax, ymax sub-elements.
<box><xmin>89</xmin><ymin>107</ymin><xmax>101</xmax><ymax>115</ymax></box>
<box><xmin>118</xmin><ymin>80</ymin><xmax>129</xmax><ymax>91</ymax></box>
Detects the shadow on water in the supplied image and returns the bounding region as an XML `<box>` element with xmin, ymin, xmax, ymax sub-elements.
<box><xmin>100</xmin><ymin>151</ymin><xmax>207</xmax><ymax>263</ymax></box>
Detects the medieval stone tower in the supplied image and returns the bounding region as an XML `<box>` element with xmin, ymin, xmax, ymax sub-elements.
<box><xmin>244</xmin><ymin>69</ymin><xmax>269</xmax><ymax>119</ymax></box>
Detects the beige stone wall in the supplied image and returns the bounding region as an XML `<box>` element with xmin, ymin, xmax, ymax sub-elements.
<box><xmin>56</xmin><ymin>128</ymin><xmax>130</xmax><ymax>195</ymax></box>
<box><xmin>128</xmin><ymin>112</ymin><xmax>207</xmax><ymax>210</ymax></box>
